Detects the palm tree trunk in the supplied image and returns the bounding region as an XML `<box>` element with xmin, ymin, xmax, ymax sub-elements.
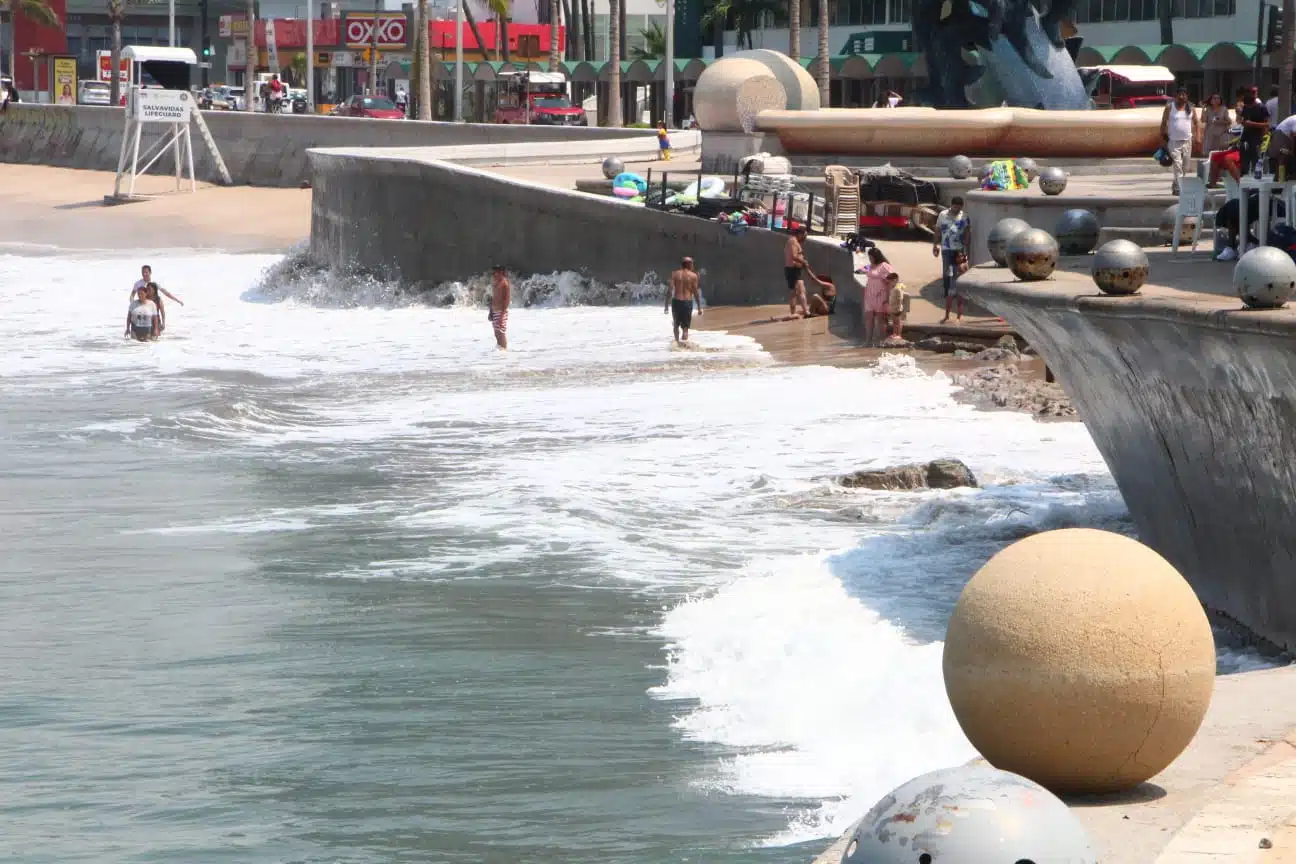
<box><xmin>461</xmin><ymin>2</ymin><xmax>493</xmax><ymax>62</ymax></box>
<box><xmin>1281</xmin><ymin>0</ymin><xmax>1294</xmax><ymax>127</ymax></box>
<box><xmin>581</xmin><ymin>0</ymin><xmax>592</xmax><ymax>60</ymax></box>
<box><xmin>245</xmin><ymin>0</ymin><xmax>256</xmax><ymax>110</ymax></box>
<box><xmin>561</xmin><ymin>0</ymin><xmax>576</xmax><ymax>59</ymax></box>
<box><xmin>1157</xmin><ymin>0</ymin><xmax>1172</xmax><ymax>45</ymax></box>
<box><xmin>417</xmin><ymin>0</ymin><xmax>432</xmax><ymax>119</ymax></box>
<box><xmin>815</xmin><ymin>0</ymin><xmax>828</xmax><ymax>105</ymax></box>
<box><xmin>369</xmin><ymin>0</ymin><xmax>380</xmax><ymax>95</ymax></box>
<box><xmin>607</xmin><ymin>0</ymin><xmax>621</xmax><ymax>125</ymax></box>
<box><xmin>110</xmin><ymin>9</ymin><xmax>123</xmax><ymax>107</ymax></box>
<box><xmin>788</xmin><ymin>0</ymin><xmax>799</xmax><ymax>61</ymax></box>
<box><xmin>7</xmin><ymin>8</ymin><xmax>18</xmax><ymax>83</ymax></box>
<box><xmin>549</xmin><ymin>0</ymin><xmax>559</xmax><ymax>70</ymax></box>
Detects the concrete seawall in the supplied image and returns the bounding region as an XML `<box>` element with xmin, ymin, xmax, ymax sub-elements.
<box><xmin>0</xmin><ymin>104</ymin><xmax>691</xmax><ymax>188</ymax></box>
<box><xmin>962</xmin><ymin>265</ymin><xmax>1296</xmax><ymax>651</ymax></box>
<box><xmin>307</xmin><ymin>146</ymin><xmax>856</xmax><ymax>308</ymax></box>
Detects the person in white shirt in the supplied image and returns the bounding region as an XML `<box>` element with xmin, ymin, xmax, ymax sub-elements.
<box><xmin>126</xmin><ymin>286</ymin><xmax>159</xmax><ymax>341</ymax></box>
<box><xmin>1268</xmin><ymin>113</ymin><xmax>1296</xmax><ymax>177</ymax></box>
<box><xmin>130</xmin><ymin>265</ymin><xmax>183</xmax><ymax>332</ymax></box>
<box><xmin>1266</xmin><ymin>89</ymin><xmax>1280</xmax><ymax>130</ymax></box>
<box><xmin>1160</xmin><ymin>87</ymin><xmax>1199</xmax><ymax>194</ymax></box>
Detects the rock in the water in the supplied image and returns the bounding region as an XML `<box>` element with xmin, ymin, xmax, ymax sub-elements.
<box><xmin>953</xmin><ymin>341</ymin><xmax>986</xmax><ymax>353</ymax></box>
<box><xmin>952</xmin><ymin>365</ymin><xmax>1075</xmax><ymax>417</ymax></box>
<box><xmin>880</xmin><ymin>335</ymin><xmax>913</xmax><ymax>349</ymax></box>
<box><xmin>975</xmin><ymin>347</ymin><xmax>1021</xmax><ymax>363</ymax></box>
<box><xmin>996</xmin><ymin>335</ymin><xmax>1021</xmax><ymax>352</ymax></box>
<box><xmin>915</xmin><ymin>336</ymin><xmax>956</xmax><ymax>353</ymax></box>
<box><xmin>839</xmin><ymin>459</ymin><xmax>978</xmax><ymax>491</ymax></box>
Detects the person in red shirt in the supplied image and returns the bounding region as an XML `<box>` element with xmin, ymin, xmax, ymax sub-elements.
<box><xmin>268</xmin><ymin>74</ymin><xmax>284</xmax><ymax>113</ymax></box>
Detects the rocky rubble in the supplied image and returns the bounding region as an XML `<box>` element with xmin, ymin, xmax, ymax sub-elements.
<box><xmin>838</xmin><ymin>458</ymin><xmax>979</xmax><ymax>491</ymax></box>
<box><xmin>951</xmin><ymin>365</ymin><xmax>1076</xmax><ymax>418</ymax></box>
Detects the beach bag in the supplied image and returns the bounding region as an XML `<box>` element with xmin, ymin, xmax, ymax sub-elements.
<box><xmin>1153</xmin><ymin>146</ymin><xmax>1174</xmax><ymax>167</ymax></box>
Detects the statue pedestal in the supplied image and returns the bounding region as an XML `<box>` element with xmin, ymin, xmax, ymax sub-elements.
<box><xmin>700</xmin><ymin>130</ymin><xmax>785</xmax><ymax>174</ymax></box>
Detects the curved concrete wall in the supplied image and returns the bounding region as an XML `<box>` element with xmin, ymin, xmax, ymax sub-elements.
<box><xmin>308</xmin><ymin>146</ymin><xmax>854</xmax><ymax>306</ymax></box>
<box><xmin>0</xmin><ymin>104</ymin><xmax>685</xmax><ymax>187</ymax></box>
<box><xmin>962</xmin><ymin>268</ymin><xmax>1296</xmax><ymax>650</ymax></box>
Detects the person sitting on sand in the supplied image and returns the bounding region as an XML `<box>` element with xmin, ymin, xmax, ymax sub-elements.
<box><xmin>807</xmin><ymin>274</ymin><xmax>836</xmax><ymax>317</ymax></box>
<box><xmin>886</xmin><ymin>272</ymin><xmax>907</xmax><ymax>338</ymax></box>
<box><xmin>126</xmin><ymin>286</ymin><xmax>159</xmax><ymax>341</ymax></box>
<box><xmin>860</xmin><ymin>247</ymin><xmax>894</xmax><ymax>347</ymax></box>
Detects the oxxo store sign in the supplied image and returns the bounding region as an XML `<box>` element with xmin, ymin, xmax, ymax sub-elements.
<box><xmin>341</xmin><ymin>13</ymin><xmax>409</xmax><ymax>49</ymax></box>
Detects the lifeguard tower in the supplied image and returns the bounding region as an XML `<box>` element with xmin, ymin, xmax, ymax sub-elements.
<box><xmin>111</xmin><ymin>45</ymin><xmax>231</xmax><ymax>201</ymax></box>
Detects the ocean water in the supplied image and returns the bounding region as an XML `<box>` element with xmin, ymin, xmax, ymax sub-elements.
<box><xmin>0</xmin><ymin>249</ymin><xmax>1269</xmax><ymax>863</ymax></box>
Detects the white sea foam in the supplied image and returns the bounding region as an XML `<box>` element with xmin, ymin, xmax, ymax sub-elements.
<box><xmin>0</xmin><ymin>249</ymin><xmax>1274</xmax><ymax>852</ymax></box>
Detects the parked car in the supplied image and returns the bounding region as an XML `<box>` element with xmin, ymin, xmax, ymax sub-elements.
<box><xmin>288</xmin><ymin>88</ymin><xmax>308</xmax><ymax>114</ymax></box>
<box><xmin>77</xmin><ymin>80</ymin><xmax>111</xmax><ymax>106</ymax></box>
<box><xmin>335</xmin><ymin>95</ymin><xmax>404</xmax><ymax>119</ymax></box>
<box><xmin>212</xmin><ymin>85</ymin><xmax>244</xmax><ymax>111</ymax></box>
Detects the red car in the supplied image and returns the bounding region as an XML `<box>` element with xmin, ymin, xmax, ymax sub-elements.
<box><xmin>336</xmin><ymin>95</ymin><xmax>405</xmax><ymax>119</ymax></box>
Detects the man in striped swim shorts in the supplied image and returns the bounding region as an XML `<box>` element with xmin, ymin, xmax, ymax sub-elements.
<box><xmin>488</xmin><ymin>264</ymin><xmax>511</xmax><ymax>350</ymax></box>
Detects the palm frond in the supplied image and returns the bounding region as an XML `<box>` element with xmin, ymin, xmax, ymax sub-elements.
<box><xmin>17</xmin><ymin>0</ymin><xmax>60</xmax><ymax>27</ymax></box>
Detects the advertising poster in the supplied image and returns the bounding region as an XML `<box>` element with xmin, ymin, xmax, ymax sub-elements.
<box><xmin>53</xmin><ymin>56</ymin><xmax>77</xmax><ymax>105</ymax></box>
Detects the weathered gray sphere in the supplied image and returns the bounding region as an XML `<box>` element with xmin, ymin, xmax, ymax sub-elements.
<box><xmin>1038</xmin><ymin>166</ymin><xmax>1068</xmax><ymax>195</ymax></box>
<box><xmin>842</xmin><ymin>762</ymin><xmax>1100</xmax><ymax>864</ymax></box>
<box><xmin>1092</xmin><ymin>239</ymin><xmax>1149</xmax><ymax>295</ymax></box>
<box><xmin>948</xmin><ymin>154</ymin><xmax>973</xmax><ymax>179</ymax></box>
<box><xmin>1056</xmin><ymin>208</ymin><xmax>1100</xmax><ymax>254</ymax></box>
<box><xmin>601</xmin><ymin>156</ymin><xmax>624</xmax><ymax>180</ymax></box>
<box><xmin>988</xmin><ymin>217</ymin><xmax>1032</xmax><ymax>266</ymax></box>
<box><xmin>1007</xmin><ymin>228</ymin><xmax>1059</xmax><ymax>281</ymax></box>
<box><xmin>1160</xmin><ymin>204</ymin><xmax>1198</xmax><ymax>245</ymax></box>
<box><xmin>1235</xmin><ymin>246</ymin><xmax>1296</xmax><ymax>309</ymax></box>
<box><xmin>1017</xmin><ymin>156</ymin><xmax>1040</xmax><ymax>180</ymax></box>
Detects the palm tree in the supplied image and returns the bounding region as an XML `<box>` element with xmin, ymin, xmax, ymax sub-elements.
<box><xmin>548</xmin><ymin>0</ymin><xmax>559</xmax><ymax>70</ymax></box>
<box><xmin>815</xmin><ymin>0</ymin><xmax>827</xmax><ymax>104</ymax></box>
<box><xmin>701</xmin><ymin>0</ymin><xmax>781</xmax><ymax>51</ymax></box>
<box><xmin>4</xmin><ymin>0</ymin><xmax>60</xmax><ymax>87</ymax></box>
<box><xmin>486</xmin><ymin>0</ymin><xmax>510</xmax><ymax>62</ymax></box>
<box><xmin>632</xmin><ymin>21</ymin><xmax>665</xmax><ymax>59</ymax></box>
<box><xmin>245</xmin><ymin>0</ymin><xmax>256</xmax><ymax>111</ymax></box>
<box><xmin>1157</xmin><ymin>0</ymin><xmax>1172</xmax><ymax>45</ymax></box>
<box><xmin>461</xmin><ymin>2</ymin><xmax>494</xmax><ymax>62</ymax></box>
<box><xmin>787</xmin><ymin>0</ymin><xmax>799</xmax><ymax>61</ymax></box>
<box><xmin>107</xmin><ymin>0</ymin><xmax>124</xmax><ymax>107</ymax></box>
<box><xmin>416</xmin><ymin>0</ymin><xmax>431</xmax><ymax>118</ymax></box>
<box><xmin>607</xmin><ymin>0</ymin><xmax>621</xmax><ymax>125</ymax></box>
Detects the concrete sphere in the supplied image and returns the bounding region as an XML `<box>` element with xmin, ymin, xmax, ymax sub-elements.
<box><xmin>1017</xmin><ymin>156</ymin><xmax>1040</xmax><ymax>180</ymax></box>
<box><xmin>729</xmin><ymin>49</ymin><xmax>821</xmax><ymax>112</ymax></box>
<box><xmin>1007</xmin><ymin>228</ymin><xmax>1059</xmax><ymax>281</ymax></box>
<box><xmin>1235</xmin><ymin>245</ymin><xmax>1296</xmax><ymax>309</ymax></box>
<box><xmin>693</xmin><ymin>57</ymin><xmax>787</xmax><ymax>133</ymax></box>
<box><xmin>1092</xmin><ymin>239</ymin><xmax>1149</xmax><ymax>295</ymax></box>
<box><xmin>1159</xmin><ymin>204</ymin><xmax>1198</xmax><ymax>246</ymax></box>
<box><xmin>1055</xmin><ymin>208</ymin><xmax>1100</xmax><ymax>254</ymax></box>
<box><xmin>601</xmin><ymin>156</ymin><xmax>624</xmax><ymax>180</ymax></box>
<box><xmin>1038</xmin><ymin>166</ymin><xmax>1068</xmax><ymax>195</ymax></box>
<box><xmin>843</xmin><ymin>762</ymin><xmax>1100</xmax><ymax>864</ymax></box>
<box><xmin>948</xmin><ymin>154</ymin><xmax>973</xmax><ymax>180</ymax></box>
<box><xmin>987</xmin><ymin>217</ymin><xmax>1032</xmax><ymax>266</ymax></box>
<box><xmin>943</xmin><ymin>528</ymin><xmax>1216</xmax><ymax>794</ymax></box>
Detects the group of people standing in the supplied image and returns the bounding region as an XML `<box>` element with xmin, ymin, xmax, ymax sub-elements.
<box><xmin>125</xmin><ymin>265</ymin><xmax>183</xmax><ymax>342</ymax></box>
<box><xmin>1163</xmin><ymin>84</ymin><xmax>1296</xmax><ymax>193</ymax></box>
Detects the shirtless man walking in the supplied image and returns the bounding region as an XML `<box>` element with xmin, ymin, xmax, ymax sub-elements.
<box><xmin>783</xmin><ymin>227</ymin><xmax>811</xmax><ymax>317</ymax></box>
<box><xmin>665</xmin><ymin>257</ymin><xmax>703</xmax><ymax>342</ymax></box>
<box><xmin>488</xmin><ymin>265</ymin><xmax>511</xmax><ymax>350</ymax></box>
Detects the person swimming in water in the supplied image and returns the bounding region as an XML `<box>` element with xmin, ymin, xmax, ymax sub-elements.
<box><xmin>126</xmin><ymin>286</ymin><xmax>159</xmax><ymax>341</ymax></box>
<box><xmin>131</xmin><ymin>266</ymin><xmax>184</xmax><ymax>332</ymax></box>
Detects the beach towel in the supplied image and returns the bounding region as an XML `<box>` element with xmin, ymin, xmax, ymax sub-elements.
<box><xmin>981</xmin><ymin>160</ymin><xmax>1030</xmax><ymax>191</ymax></box>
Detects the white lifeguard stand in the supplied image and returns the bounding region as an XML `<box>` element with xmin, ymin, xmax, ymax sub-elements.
<box><xmin>111</xmin><ymin>45</ymin><xmax>231</xmax><ymax>200</ymax></box>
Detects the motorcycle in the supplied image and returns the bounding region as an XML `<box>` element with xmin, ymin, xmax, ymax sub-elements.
<box><xmin>291</xmin><ymin>94</ymin><xmax>307</xmax><ymax>115</ymax></box>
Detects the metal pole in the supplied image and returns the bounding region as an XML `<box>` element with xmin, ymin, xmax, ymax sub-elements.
<box><xmin>169</xmin><ymin>0</ymin><xmax>176</xmax><ymax>46</ymax></box>
<box><xmin>454</xmin><ymin>0</ymin><xmax>464</xmax><ymax>121</ymax></box>
<box><xmin>307</xmin><ymin>0</ymin><xmax>315</xmax><ymax>110</ymax></box>
<box><xmin>1257</xmin><ymin>0</ymin><xmax>1267</xmax><ymax>84</ymax></box>
<box><xmin>664</xmin><ymin>0</ymin><xmax>674</xmax><ymax>127</ymax></box>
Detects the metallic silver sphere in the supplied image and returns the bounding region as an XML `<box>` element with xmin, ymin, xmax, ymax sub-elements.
<box><xmin>1092</xmin><ymin>239</ymin><xmax>1149</xmax><ymax>295</ymax></box>
<box><xmin>842</xmin><ymin>762</ymin><xmax>1100</xmax><ymax>864</ymax></box>
<box><xmin>948</xmin><ymin>155</ymin><xmax>973</xmax><ymax>180</ymax></box>
<box><xmin>1007</xmin><ymin>228</ymin><xmax>1059</xmax><ymax>281</ymax></box>
<box><xmin>1235</xmin><ymin>246</ymin><xmax>1296</xmax><ymax>309</ymax></box>
<box><xmin>1159</xmin><ymin>204</ymin><xmax>1198</xmax><ymax>246</ymax></box>
<box><xmin>988</xmin><ymin>217</ymin><xmax>1032</xmax><ymax>267</ymax></box>
<box><xmin>1017</xmin><ymin>156</ymin><xmax>1040</xmax><ymax>180</ymax></box>
<box><xmin>1038</xmin><ymin>166</ymin><xmax>1068</xmax><ymax>195</ymax></box>
<box><xmin>601</xmin><ymin>156</ymin><xmax>624</xmax><ymax>180</ymax></box>
<box><xmin>1055</xmin><ymin>208</ymin><xmax>1100</xmax><ymax>254</ymax></box>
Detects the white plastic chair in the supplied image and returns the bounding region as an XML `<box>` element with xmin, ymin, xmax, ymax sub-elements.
<box><xmin>1172</xmin><ymin>177</ymin><xmax>1206</xmax><ymax>253</ymax></box>
<box><xmin>1222</xmin><ymin>174</ymin><xmax>1241</xmax><ymax>202</ymax></box>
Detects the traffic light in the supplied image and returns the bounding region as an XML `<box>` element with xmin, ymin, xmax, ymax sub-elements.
<box><xmin>1267</xmin><ymin>3</ymin><xmax>1282</xmax><ymax>54</ymax></box>
<box><xmin>202</xmin><ymin>41</ymin><xmax>213</xmax><ymax>58</ymax></box>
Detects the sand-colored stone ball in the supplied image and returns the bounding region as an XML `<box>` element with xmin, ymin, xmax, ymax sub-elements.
<box><xmin>729</xmin><ymin>49</ymin><xmax>821</xmax><ymax>112</ymax></box>
<box><xmin>942</xmin><ymin>528</ymin><xmax>1216</xmax><ymax>794</ymax></box>
<box><xmin>693</xmin><ymin>57</ymin><xmax>788</xmax><ymax>133</ymax></box>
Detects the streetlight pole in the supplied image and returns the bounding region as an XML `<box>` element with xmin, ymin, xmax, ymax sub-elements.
<box><xmin>664</xmin><ymin>0</ymin><xmax>674</xmax><ymax>127</ymax></box>
<box><xmin>454</xmin><ymin>0</ymin><xmax>464</xmax><ymax>121</ymax></box>
<box><xmin>169</xmin><ymin>0</ymin><xmax>176</xmax><ymax>45</ymax></box>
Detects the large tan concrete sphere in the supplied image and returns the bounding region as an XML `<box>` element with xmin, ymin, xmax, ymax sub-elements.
<box><xmin>729</xmin><ymin>49</ymin><xmax>821</xmax><ymax>112</ymax></box>
<box><xmin>693</xmin><ymin>57</ymin><xmax>788</xmax><ymax>133</ymax></box>
<box><xmin>943</xmin><ymin>528</ymin><xmax>1216</xmax><ymax>794</ymax></box>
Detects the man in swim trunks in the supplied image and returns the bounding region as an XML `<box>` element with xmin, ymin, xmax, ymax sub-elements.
<box><xmin>126</xmin><ymin>286</ymin><xmax>159</xmax><ymax>341</ymax></box>
<box><xmin>784</xmin><ymin>226</ymin><xmax>810</xmax><ymax>317</ymax></box>
<box><xmin>665</xmin><ymin>257</ymin><xmax>703</xmax><ymax>342</ymax></box>
<box><xmin>131</xmin><ymin>265</ymin><xmax>184</xmax><ymax>332</ymax></box>
<box><xmin>488</xmin><ymin>265</ymin><xmax>510</xmax><ymax>350</ymax></box>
